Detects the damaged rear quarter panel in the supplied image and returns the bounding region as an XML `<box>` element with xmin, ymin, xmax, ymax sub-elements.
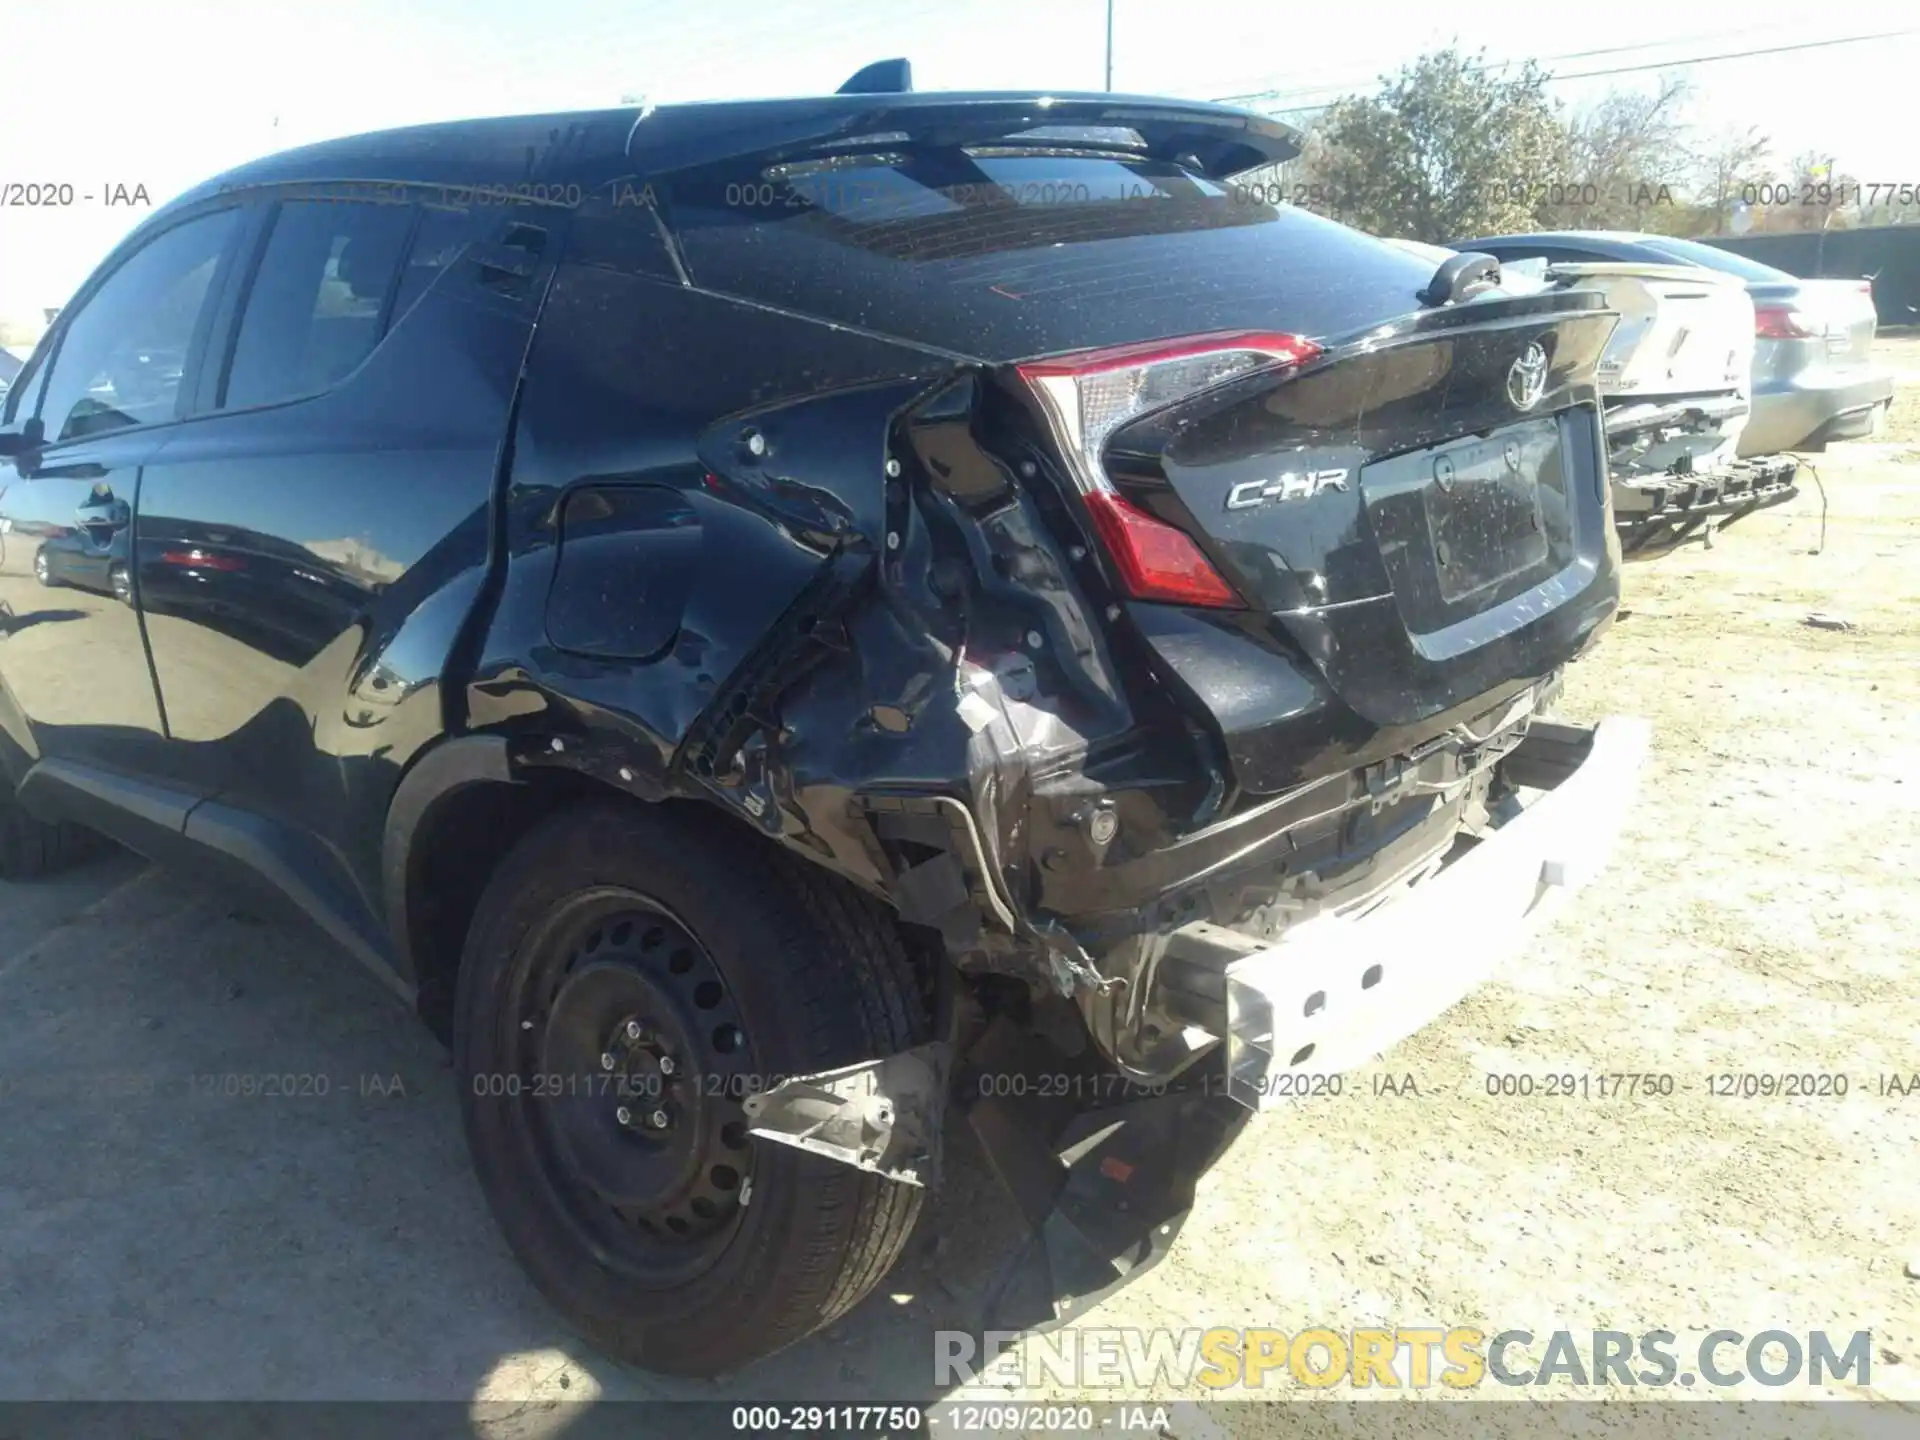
<box><xmin>469</xmin><ymin>261</ymin><xmax>940</xmax><ymax>792</ymax></box>
<box><xmin>465</xmin><ymin>258</ymin><xmax>1161</xmax><ymax>937</ymax></box>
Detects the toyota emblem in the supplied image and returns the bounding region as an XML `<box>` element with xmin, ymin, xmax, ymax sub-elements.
<box><xmin>1506</xmin><ymin>342</ymin><xmax>1549</xmax><ymax>410</ymax></box>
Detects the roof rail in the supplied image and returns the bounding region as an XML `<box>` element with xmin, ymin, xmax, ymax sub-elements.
<box><xmin>837</xmin><ymin>59</ymin><xmax>913</xmax><ymax>94</ymax></box>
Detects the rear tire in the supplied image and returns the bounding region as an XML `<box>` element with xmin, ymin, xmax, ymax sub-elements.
<box><xmin>32</xmin><ymin>547</ymin><xmax>53</xmax><ymax>587</ymax></box>
<box><xmin>454</xmin><ymin>801</ymin><xmax>929</xmax><ymax>1376</ymax></box>
<box><xmin>0</xmin><ymin>787</ymin><xmax>102</xmax><ymax>880</ymax></box>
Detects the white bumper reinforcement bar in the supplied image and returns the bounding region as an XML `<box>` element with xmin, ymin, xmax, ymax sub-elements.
<box><xmin>1221</xmin><ymin>715</ymin><xmax>1652</xmax><ymax>1109</ymax></box>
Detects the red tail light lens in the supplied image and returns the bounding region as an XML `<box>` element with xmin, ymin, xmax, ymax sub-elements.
<box><xmin>1755</xmin><ymin>306</ymin><xmax>1818</xmax><ymax>339</ymax></box>
<box><xmin>1082</xmin><ymin>491</ymin><xmax>1239</xmax><ymax>608</ymax></box>
<box><xmin>1017</xmin><ymin>331</ymin><xmax>1320</xmax><ymax>609</ymax></box>
<box><xmin>161</xmin><ymin>548</ymin><xmax>244</xmax><ymax>571</ymax></box>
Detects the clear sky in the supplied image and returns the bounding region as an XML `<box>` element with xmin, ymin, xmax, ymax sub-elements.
<box><xmin>1</xmin><ymin>0</ymin><xmax>1915</xmax><ymax>323</ymax></box>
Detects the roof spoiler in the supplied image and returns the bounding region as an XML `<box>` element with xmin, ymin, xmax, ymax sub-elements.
<box><xmin>837</xmin><ymin>59</ymin><xmax>913</xmax><ymax>94</ymax></box>
<box><xmin>626</xmin><ymin>91</ymin><xmax>1300</xmax><ymax>181</ymax></box>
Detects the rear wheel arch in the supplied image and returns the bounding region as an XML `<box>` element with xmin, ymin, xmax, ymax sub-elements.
<box><xmin>384</xmin><ymin>734</ymin><xmax>592</xmax><ymax>1041</ymax></box>
<box><xmin>384</xmin><ymin>734</ymin><xmax>790</xmax><ymax>1044</ymax></box>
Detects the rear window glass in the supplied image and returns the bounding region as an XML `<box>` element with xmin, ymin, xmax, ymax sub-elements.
<box><xmin>391</xmin><ymin>205</ymin><xmax>472</xmax><ymax>320</ymax></box>
<box><xmin>1636</xmin><ymin>235</ymin><xmax>1795</xmax><ymax>283</ymax></box>
<box><xmin>664</xmin><ymin>153</ymin><xmax>1432</xmax><ymax>361</ymax></box>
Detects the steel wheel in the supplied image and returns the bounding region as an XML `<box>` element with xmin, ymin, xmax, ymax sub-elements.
<box><xmin>505</xmin><ymin>887</ymin><xmax>757</xmax><ymax>1284</ymax></box>
<box><xmin>454</xmin><ymin>802</ymin><xmax>930</xmax><ymax>1374</ymax></box>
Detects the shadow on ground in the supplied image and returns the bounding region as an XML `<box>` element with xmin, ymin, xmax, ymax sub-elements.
<box><xmin>0</xmin><ymin>854</ymin><xmax>1093</xmax><ymax>1427</ymax></box>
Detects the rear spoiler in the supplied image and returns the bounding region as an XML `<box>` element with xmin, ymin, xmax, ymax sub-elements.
<box><xmin>1529</xmin><ymin>261</ymin><xmax>1748</xmax><ymax>290</ymax></box>
<box><xmin>624</xmin><ymin>87</ymin><xmax>1301</xmax><ymax>181</ymax></box>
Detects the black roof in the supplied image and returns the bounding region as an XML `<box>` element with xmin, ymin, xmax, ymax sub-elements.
<box><xmin>167</xmin><ymin>90</ymin><xmax>1301</xmax><ymax>213</ymax></box>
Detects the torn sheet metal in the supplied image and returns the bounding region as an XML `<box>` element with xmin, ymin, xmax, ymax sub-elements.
<box><xmin>740</xmin><ymin>1040</ymin><xmax>950</xmax><ymax>1186</ymax></box>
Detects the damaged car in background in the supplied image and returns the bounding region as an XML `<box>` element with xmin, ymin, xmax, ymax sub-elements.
<box><xmin>1455</xmin><ymin>230</ymin><xmax>1895</xmax><ymax>460</ymax></box>
<box><xmin>0</xmin><ymin>60</ymin><xmax>1646</xmax><ymax>1376</ymax></box>
<box><xmin>1391</xmin><ymin>237</ymin><xmax>1800</xmax><ymax>557</ymax></box>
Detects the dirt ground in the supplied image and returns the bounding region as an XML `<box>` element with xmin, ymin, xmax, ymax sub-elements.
<box><xmin>0</xmin><ymin>344</ymin><xmax>1915</xmax><ymax>1436</ymax></box>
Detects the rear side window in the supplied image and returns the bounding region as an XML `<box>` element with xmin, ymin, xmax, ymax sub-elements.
<box><xmin>34</xmin><ymin>208</ymin><xmax>240</xmax><ymax>443</ymax></box>
<box><xmin>390</xmin><ymin>205</ymin><xmax>472</xmax><ymax>319</ymax></box>
<box><xmin>223</xmin><ymin>199</ymin><xmax>414</xmax><ymax>410</ymax></box>
<box><xmin>664</xmin><ymin>152</ymin><xmax>1433</xmax><ymax>360</ymax></box>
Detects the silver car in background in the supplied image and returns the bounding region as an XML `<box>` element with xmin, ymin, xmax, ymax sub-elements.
<box><xmin>1450</xmin><ymin>231</ymin><xmax>1894</xmax><ymax>456</ymax></box>
<box><xmin>1386</xmin><ymin>237</ymin><xmax>1798</xmax><ymax>555</ymax></box>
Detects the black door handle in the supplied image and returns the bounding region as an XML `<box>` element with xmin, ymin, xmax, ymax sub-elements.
<box><xmin>470</xmin><ymin>244</ymin><xmax>536</xmax><ymax>280</ymax></box>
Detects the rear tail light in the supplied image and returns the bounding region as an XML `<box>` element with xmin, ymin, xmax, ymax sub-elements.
<box><xmin>1081</xmin><ymin>491</ymin><xmax>1240</xmax><ymax>607</ymax></box>
<box><xmin>1016</xmin><ymin>331</ymin><xmax>1321</xmax><ymax>609</ymax></box>
<box><xmin>161</xmin><ymin>548</ymin><xmax>244</xmax><ymax>571</ymax></box>
<box><xmin>1755</xmin><ymin>306</ymin><xmax>1818</xmax><ymax>339</ymax></box>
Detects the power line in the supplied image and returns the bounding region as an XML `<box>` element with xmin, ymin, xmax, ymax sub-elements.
<box><xmin>1212</xmin><ymin>26</ymin><xmax>1920</xmax><ymax>110</ymax></box>
<box><xmin>1206</xmin><ymin>22</ymin><xmax>1795</xmax><ymax>104</ymax></box>
<box><xmin>1550</xmin><ymin>26</ymin><xmax>1919</xmax><ymax>81</ymax></box>
<box><xmin>1520</xmin><ymin>21</ymin><xmax>1835</xmax><ymax>65</ymax></box>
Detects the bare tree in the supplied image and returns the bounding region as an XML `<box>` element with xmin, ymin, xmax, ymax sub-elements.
<box><xmin>1554</xmin><ymin>76</ymin><xmax>1695</xmax><ymax>230</ymax></box>
<box><xmin>1768</xmin><ymin>150</ymin><xmax>1858</xmax><ymax>234</ymax></box>
<box><xmin>1689</xmin><ymin>125</ymin><xmax>1775</xmax><ymax>236</ymax></box>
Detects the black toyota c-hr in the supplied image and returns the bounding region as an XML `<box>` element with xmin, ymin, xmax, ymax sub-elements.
<box><xmin>0</xmin><ymin>62</ymin><xmax>1637</xmax><ymax>1375</ymax></box>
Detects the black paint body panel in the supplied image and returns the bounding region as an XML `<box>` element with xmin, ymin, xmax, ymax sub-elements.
<box><xmin>0</xmin><ymin>91</ymin><xmax>1624</xmax><ymax>1019</ymax></box>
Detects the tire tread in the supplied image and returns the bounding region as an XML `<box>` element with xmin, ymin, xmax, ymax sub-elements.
<box><xmin>0</xmin><ymin>799</ymin><xmax>98</xmax><ymax>880</ymax></box>
<box><xmin>454</xmin><ymin>800</ymin><xmax>931</xmax><ymax>1375</ymax></box>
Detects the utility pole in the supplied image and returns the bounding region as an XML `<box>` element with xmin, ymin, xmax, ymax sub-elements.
<box><xmin>1814</xmin><ymin>154</ymin><xmax>1836</xmax><ymax>277</ymax></box>
<box><xmin>1104</xmin><ymin>0</ymin><xmax>1114</xmax><ymax>90</ymax></box>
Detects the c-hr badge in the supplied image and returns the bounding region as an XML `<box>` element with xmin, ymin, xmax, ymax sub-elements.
<box><xmin>1225</xmin><ymin>468</ymin><xmax>1350</xmax><ymax>511</ymax></box>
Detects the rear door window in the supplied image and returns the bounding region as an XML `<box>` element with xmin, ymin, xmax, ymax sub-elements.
<box><xmin>222</xmin><ymin>199</ymin><xmax>415</xmax><ymax>410</ymax></box>
<box><xmin>390</xmin><ymin>205</ymin><xmax>474</xmax><ymax>320</ymax></box>
<box><xmin>664</xmin><ymin>152</ymin><xmax>1433</xmax><ymax>361</ymax></box>
<box><xmin>33</xmin><ymin>209</ymin><xmax>241</xmax><ymax>443</ymax></box>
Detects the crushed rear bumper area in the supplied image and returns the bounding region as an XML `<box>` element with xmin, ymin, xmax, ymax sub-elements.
<box><xmin>1613</xmin><ymin>455</ymin><xmax>1799</xmax><ymax>557</ymax></box>
<box><xmin>1159</xmin><ymin>716</ymin><xmax>1649</xmax><ymax>1110</ymax></box>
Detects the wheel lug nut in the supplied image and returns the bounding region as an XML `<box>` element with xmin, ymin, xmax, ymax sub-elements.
<box><xmin>658</xmin><ymin>1056</ymin><xmax>675</xmax><ymax>1076</ymax></box>
<box><xmin>600</xmin><ymin>1052</ymin><xmax>616</xmax><ymax>1071</ymax></box>
<box><xmin>650</xmin><ymin>1109</ymin><xmax>669</xmax><ymax>1129</ymax></box>
<box><xmin>625</xmin><ymin>1021</ymin><xmax>642</xmax><ymax>1041</ymax></box>
<box><xmin>616</xmin><ymin>1106</ymin><xmax>632</xmax><ymax>1126</ymax></box>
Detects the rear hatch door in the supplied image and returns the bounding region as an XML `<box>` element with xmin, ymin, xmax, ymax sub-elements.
<box><xmin>643</xmin><ymin>111</ymin><xmax>1621</xmax><ymax>742</ymax></box>
<box><xmin>1101</xmin><ymin>296</ymin><xmax>1619</xmax><ymax>731</ymax></box>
